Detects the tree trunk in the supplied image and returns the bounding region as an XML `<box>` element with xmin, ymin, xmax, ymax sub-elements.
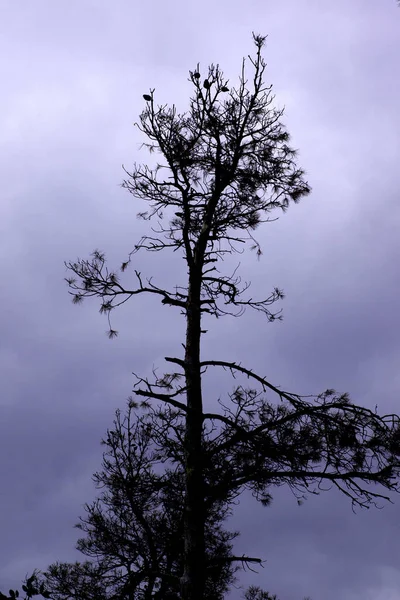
<box><xmin>180</xmin><ymin>268</ymin><xmax>205</xmax><ymax>600</ymax></box>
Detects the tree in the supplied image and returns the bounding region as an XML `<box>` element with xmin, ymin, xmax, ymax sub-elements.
<box><xmin>243</xmin><ymin>588</ymin><xmax>312</xmax><ymax>600</ymax></box>
<box><xmin>64</xmin><ymin>33</ymin><xmax>400</xmax><ymax>600</ymax></box>
<box><xmin>1</xmin><ymin>401</ymin><xmax>308</xmax><ymax>600</ymax></box>
<box><xmin>0</xmin><ymin>572</ymin><xmax>51</xmax><ymax>600</ymax></box>
<box><xmin>244</xmin><ymin>587</ymin><xmax>277</xmax><ymax>600</ymax></box>
<box><xmin>39</xmin><ymin>403</ymin><xmax>242</xmax><ymax>600</ymax></box>
<box><xmin>1</xmin><ymin>403</ymin><xmax>272</xmax><ymax>600</ymax></box>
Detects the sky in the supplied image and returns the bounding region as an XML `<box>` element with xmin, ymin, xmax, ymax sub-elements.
<box><xmin>0</xmin><ymin>1</ymin><xmax>399</xmax><ymax>599</ymax></box>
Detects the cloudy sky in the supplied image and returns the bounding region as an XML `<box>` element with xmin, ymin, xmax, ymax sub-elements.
<box><xmin>1</xmin><ymin>1</ymin><xmax>400</xmax><ymax>599</ymax></box>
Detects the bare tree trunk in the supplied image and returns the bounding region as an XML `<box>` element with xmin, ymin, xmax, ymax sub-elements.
<box><xmin>180</xmin><ymin>268</ymin><xmax>205</xmax><ymax>600</ymax></box>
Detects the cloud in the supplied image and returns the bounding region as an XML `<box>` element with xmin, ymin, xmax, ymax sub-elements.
<box><xmin>0</xmin><ymin>1</ymin><xmax>399</xmax><ymax>599</ymax></box>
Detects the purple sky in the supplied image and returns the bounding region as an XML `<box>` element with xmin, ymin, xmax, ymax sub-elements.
<box><xmin>1</xmin><ymin>1</ymin><xmax>400</xmax><ymax>599</ymax></box>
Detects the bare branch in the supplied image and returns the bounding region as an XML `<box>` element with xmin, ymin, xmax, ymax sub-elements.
<box><xmin>199</xmin><ymin>359</ymin><xmax>304</xmax><ymax>408</ymax></box>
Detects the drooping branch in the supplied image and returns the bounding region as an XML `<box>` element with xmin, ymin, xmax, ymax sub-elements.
<box><xmin>199</xmin><ymin>384</ymin><xmax>400</xmax><ymax>511</ymax></box>
<box><xmin>162</xmin><ymin>355</ymin><xmax>400</xmax><ymax>511</ymax></box>
<box><xmin>65</xmin><ymin>250</ymin><xmax>188</xmax><ymax>336</ymax></box>
<box><xmin>65</xmin><ymin>251</ymin><xmax>187</xmax><ymax>310</ymax></box>
<box><xmin>199</xmin><ymin>359</ymin><xmax>317</xmax><ymax>408</ymax></box>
